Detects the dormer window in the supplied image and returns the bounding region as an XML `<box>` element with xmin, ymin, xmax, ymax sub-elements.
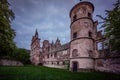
<box><xmin>73</xmin><ymin>14</ymin><xmax>77</xmax><ymax>21</ymax></box>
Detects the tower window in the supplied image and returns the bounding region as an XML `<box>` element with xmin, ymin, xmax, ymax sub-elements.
<box><xmin>88</xmin><ymin>12</ymin><xmax>91</xmax><ymax>18</ymax></box>
<box><xmin>89</xmin><ymin>31</ymin><xmax>92</xmax><ymax>38</ymax></box>
<box><xmin>73</xmin><ymin>32</ymin><xmax>77</xmax><ymax>39</ymax></box>
<box><xmin>73</xmin><ymin>14</ymin><xmax>77</xmax><ymax>21</ymax></box>
<box><xmin>72</xmin><ymin>49</ymin><xmax>78</xmax><ymax>57</ymax></box>
<box><xmin>47</xmin><ymin>54</ymin><xmax>49</xmax><ymax>58</ymax></box>
<box><xmin>88</xmin><ymin>50</ymin><xmax>93</xmax><ymax>57</ymax></box>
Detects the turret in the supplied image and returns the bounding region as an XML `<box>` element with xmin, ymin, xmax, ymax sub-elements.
<box><xmin>69</xmin><ymin>1</ymin><xmax>95</xmax><ymax>72</ymax></box>
<box><xmin>30</xmin><ymin>29</ymin><xmax>41</xmax><ymax>65</ymax></box>
<box><xmin>55</xmin><ymin>37</ymin><xmax>61</xmax><ymax>47</ymax></box>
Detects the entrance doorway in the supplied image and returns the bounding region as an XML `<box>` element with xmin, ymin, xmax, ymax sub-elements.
<box><xmin>38</xmin><ymin>63</ymin><xmax>43</xmax><ymax>66</ymax></box>
<box><xmin>72</xmin><ymin>61</ymin><xmax>78</xmax><ymax>72</ymax></box>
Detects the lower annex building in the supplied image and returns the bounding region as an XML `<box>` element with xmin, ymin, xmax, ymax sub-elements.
<box><xmin>30</xmin><ymin>1</ymin><xmax>105</xmax><ymax>72</ymax></box>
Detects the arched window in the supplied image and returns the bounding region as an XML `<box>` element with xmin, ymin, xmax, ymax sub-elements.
<box><xmin>72</xmin><ymin>49</ymin><xmax>78</xmax><ymax>57</ymax></box>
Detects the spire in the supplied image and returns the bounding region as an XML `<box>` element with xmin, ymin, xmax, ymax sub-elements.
<box><xmin>56</xmin><ymin>37</ymin><xmax>60</xmax><ymax>42</ymax></box>
<box><xmin>55</xmin><ymin>37</ymin><xmax>61</xmax><ymax>47</ymax></box>
<box><xmin>51</xmin><ymin>40</ymin><xmax>54</xmax><ymax>45</ymax></box>
<box><xmin>35</xmin><ymin>29</ymin><xmax>38</xmax><ymax>36</ymax></box>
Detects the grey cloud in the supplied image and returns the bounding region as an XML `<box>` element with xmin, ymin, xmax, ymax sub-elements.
<box><xmin>9</xmin><ymin>0</ymin><xmax>115</xmax><ymax>49</ymax></box>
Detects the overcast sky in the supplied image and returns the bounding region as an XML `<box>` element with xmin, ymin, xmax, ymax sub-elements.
<box><xmin>8</xmin><ymin>0</ymin><xmax>115</xmax><ymax>50</ymax></box>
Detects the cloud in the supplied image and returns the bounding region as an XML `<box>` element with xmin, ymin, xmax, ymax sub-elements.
<box><xmin>8</xmin><ymin>0</ymin><xmax>115</xmax><ymax>49</ymax></box>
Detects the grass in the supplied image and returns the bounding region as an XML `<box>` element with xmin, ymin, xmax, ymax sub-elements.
<box><xmin>0</xmin><ymin>66</ymin><xmax>120</xmax><ymax>80</ymax></box>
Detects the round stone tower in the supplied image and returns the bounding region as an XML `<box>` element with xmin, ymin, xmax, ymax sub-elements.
<box><xmin>69</xmin><ymin>1</ymin><xmax>95</xmax><ymax>72</ymax></box>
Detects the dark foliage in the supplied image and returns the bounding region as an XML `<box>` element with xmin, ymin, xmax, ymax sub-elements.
<box><xmin>0</xmin><ymin>0</ymin><xmax>16</xmax><ymax>57</ymax></box>
<box><xmin>97</xmin><ymin>0</ymin><xmax>120</xmax><ymax>53</ymax></box>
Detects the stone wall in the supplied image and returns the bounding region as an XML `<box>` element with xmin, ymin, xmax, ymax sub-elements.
<box><xmin>95</xmin><ymin>57</ymin><xmax>120</xmax><ymax>74</ymax></box>
<box><xmin>44</xmin><ymin>64</ymin><xmax>66</xmax><ymax>69</ymax></box>
<box><xmin>0</xmin><ymin>59</ymin><xmax>23</xmax><ymax>66</ymax></box>
<box><xmin>70</xmin><ymin>58</ymin><xmax>94</xmax><ymax>71</ymax></box>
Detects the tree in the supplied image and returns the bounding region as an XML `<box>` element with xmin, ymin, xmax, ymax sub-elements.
<box><xmin>97</xmin><ymin>0</ymin><xmax>120</xmax><ymax>53</ymax></box>
<box><xmin>0</xmin><ymin>0</ymin><xmax>15</xmax><ymax>57</ymax></box>
<box><xmin>10</xmin><ymin>48</ymin><xmax>30</xmax><ymax>64</ymax></box>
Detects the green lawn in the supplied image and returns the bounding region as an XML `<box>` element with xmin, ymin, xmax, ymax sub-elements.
<box><xmin>0</xmin><ymin>66</ymin><xmax>120</xmax><ymax>80</ymax></box>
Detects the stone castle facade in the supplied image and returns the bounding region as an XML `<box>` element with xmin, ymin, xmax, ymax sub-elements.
<box><xmin>30</xmin><ymin>1</ymin><xmax>120</xmax><ymax>73</ymax></box>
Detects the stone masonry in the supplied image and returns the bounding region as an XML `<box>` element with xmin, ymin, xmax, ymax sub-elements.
<box><xmin>30</xmin><ymin>1</ymin><xmax>120</xmax><ymax>73</ymax></box>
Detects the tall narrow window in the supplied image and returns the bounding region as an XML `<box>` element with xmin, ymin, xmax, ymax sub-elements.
<box><xmin>54</xmin><ymin>53</ymin><xmax>57</xmax><ymax>58</ymax></box>
<box><xmin>73</xmin><ymin>14</ymin><xmax>77</xmax><ymax>21</ymax></box>
<box><xmin>88</xmin><ymin>12</ymin><xmax>91</xmax><ymax>18</ymax></box>
<box><xmin>88</xmin><ymin>50</ymin><xmax>93</xmax><ymax>57</ymax></box>
<box><xmin>51</xmin><ymin>54</ymin><xmax>52</xmax><ymax>57</ymax></box>
<box><xmin>47</xmin><ymin>54</ymin><xmax>49</xmax><ymax>58</ymax></box>
<box><xmin>97</xmin><ymin>42</ymin><xmax>102</xmax><ymax>50</ymax></box>
<box><xmin>57</xmin><ymin>62</ymin><xmax>59</xmax><ymax>65</ymax></box>
<box><xmin>73</xmin><ymin>32</ymin><xmax>77</xmax><ymax>39</ymax></box>
<box><xmin>89</xmin><ymin>31</ymin><xmax>92</xmax><ymax>38</ymax></box>
<box><xmin>63</xmin><ymin>61</ymin><xmax>65</xmax><ymax>65</ymax></box>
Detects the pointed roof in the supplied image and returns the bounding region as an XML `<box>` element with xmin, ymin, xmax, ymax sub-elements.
<box><xmin>52</xmin><ymin>40</ymin><xmax>54</xmax><ymax>44</ymax></box>
<box><xmin>35</xmin><ymin>29</ymin><xmax>38</xmax><ymax>36</ymax></box>
<box><xmin>56</xmin><ymin>37</ymin><xmax>60</xmax><ymax>42</ymax></box>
